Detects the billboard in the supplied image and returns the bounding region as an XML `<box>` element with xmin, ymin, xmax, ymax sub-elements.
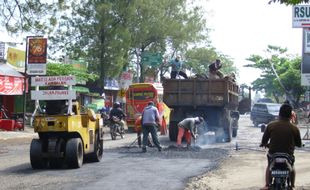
<box><xmin>27</xmin><ymin>37</ymin><xmax>47</xmax><ymax>75</ymax></box>
<box><xmin>293</xmin><ymin>5</ymin><xmax>310</xmax><ymax>28</ymax></box>
<box><xmin>7</xmin><ymin>47</ymin><xmax>25</xmax><ymax>72</ymax></box>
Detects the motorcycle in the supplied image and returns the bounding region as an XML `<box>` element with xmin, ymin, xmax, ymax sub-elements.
<box><xmin>268</xmin><ymin>152</ymin><xmax>293</xmax><ymax>190</ymax></box>
<box><xmin>109</xmin><ymin>116</ymin><xmax>125</xmax><ymax>140</ymax></box>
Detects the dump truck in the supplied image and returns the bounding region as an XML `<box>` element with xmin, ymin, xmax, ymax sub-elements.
<box><xmin>163</xmin><ymin>78</ymin><xmax>239</xmax><ymax>142</ymax></box>
<box><xmin>30</xmin><ymin>76</ymin><xmax>104</xmax><ymax>169</ymax></box>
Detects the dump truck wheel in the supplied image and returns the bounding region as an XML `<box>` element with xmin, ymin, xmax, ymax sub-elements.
<box><xmin>232</xmin><ymin>120</ymin><xmax>238</xmax><ymax>137</ymax></box>
<box><xmin>169</xmin><ymin>122</ymin><xmax>178</xmax><ymax>142</ymax></box>
<box><xmin>30</xmin><ymin>139</ymin><xmax>47</xmax><ymax>169</ymax></box>
<box><xmin>232</xmin><ymin>128</ymin><xmax>238</xmax><ymax>137</ymax></box>
<box><xmin>65</xmin><ymin>138</ymin><xmax>83</xmax><ymax>168</ymax></box>
<box><xmin>224</xmin><ymin>122</ymin><xmax>232</xmax><ymax>142</ymax></box>
<box><xmin>88</xmin><ymin>132</ymin><xmax>103</xmax><ymax>162</ymax></box>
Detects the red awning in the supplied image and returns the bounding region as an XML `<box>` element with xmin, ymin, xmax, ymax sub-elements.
<box><xmin>0</xmin><ymin>63</ymin><xmax>25</xmax><ymax>95</ymax></box>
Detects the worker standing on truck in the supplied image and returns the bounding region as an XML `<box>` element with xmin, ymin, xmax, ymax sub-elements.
<box><xmin>177</xmin><ymin>117</ymin><xmax>204</xmax><ymax>148</ymax></box>
<box><xmin>141</xmin><ymin>101</ymin><xmax>162</xmax><ymax>153</ymax></box>
<box><xmin>169</xmin><ymin>55</ymin><xmax>188</xmax><ymax>79</ymax></box>
<box><xmin>208</xmin><ymin>59</ymin><xmax>224</xmax><ymax>79</ymax></box>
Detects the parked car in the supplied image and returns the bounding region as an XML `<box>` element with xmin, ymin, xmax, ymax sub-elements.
<box><xmin>250</xmin><ymin>103</ymin><xmax>281</xmax><ymax>127</ymax></box>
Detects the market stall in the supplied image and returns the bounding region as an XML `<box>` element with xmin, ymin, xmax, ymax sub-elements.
<box><xmin>0</xmin><ymin>63</ymin><xmax>25</xmax><ymax>131</ymax></box>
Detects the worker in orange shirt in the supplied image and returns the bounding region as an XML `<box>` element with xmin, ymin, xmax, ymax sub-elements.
<box><xmin>134</xmin><ymin>116</ymin><xmax>152</xmax><ymax>148</ymax></box>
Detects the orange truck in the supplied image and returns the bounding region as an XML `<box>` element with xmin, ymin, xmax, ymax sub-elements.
<box><xmin>125</xmin><ymin>83</ymin><xmax>170</xmax><ymax>134</ymax></box>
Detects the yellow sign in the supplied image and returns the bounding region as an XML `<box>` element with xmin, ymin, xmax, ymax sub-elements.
<box><xmin>119</xmin><ymin>89</ymin><xmax>126</xmax><ymax>97</ymax></box>
<box><xmin>7</xmin><ymin>47</ymin><xmax>25</xmax><ymax>69</ymax></box>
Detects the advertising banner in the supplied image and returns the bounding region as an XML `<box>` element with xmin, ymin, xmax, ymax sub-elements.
<box><xmin>119</xmin><ymin>71</ymin><xmax>133</xmax><ymax>89</ymax></box>
<box><xmin>7</xmin><ymin>47</ymin><xmax>25</xmax><ymax>71</ymax></box>
<box><xmin>27</xmin><ymin>37</ymin><xmax>47</xmax><ymax>75</ymax></box>
<box><xmin>0</xmin><ymin>76</ymin><xmax>24</xmax><ymax>95</ymax></box>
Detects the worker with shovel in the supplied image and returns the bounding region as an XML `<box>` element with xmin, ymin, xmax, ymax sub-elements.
<box><xmin>176</xmin><ymin>117</ymin><xmax>204</xmax><ymax>148</ymax></box>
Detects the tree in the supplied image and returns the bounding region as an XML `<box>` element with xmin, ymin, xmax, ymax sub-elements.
<box><xmin>0</xmin><ymin>0</ymin><xmax>67</xmax><ymax>35</ymax></box>
<box><xmin>126</xmin><ymin>0</ymin><xmax>207</xmax><ymax>82</ymax></box>
<box><xmin>245</xmin><ymin>45</ymin><xmax>306</xmax><ymax>106</ymax></box>
<box><xmin>184</xmin><ymin>47</ymin><xmax>237</xmax><ymax>77</ymax></box>
<box><xmin>268</xmin><ymin>0</ymin><xmax>309</xmax><ymax>5</ymax></box>
<box><xmin>47</xmin><ymin>61</ymin><xmax>98</xmax><ymax>83</ymax></box>
<box><xmin>50</xmin><ymin>1</ymin><xmax>132</xmax><ymax>93</ymax></box>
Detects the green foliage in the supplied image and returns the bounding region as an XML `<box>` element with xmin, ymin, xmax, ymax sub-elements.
<box><xmin>0</xmin><ymin>0</ymin><xmax>68</xmax><ymax>34</ymax></box>
<box><xmin>245</xmin><ymin>45</ymin><xmax>306</xmax><ymax>105</ymax></box>
<box><xmin>184</xmin><ymin>47</ymin><xmax>237</xmax><ymax>76</ymax></box>
<box><xmin>46</xmin><ymin>62</ymin><xmax>98</xmax><ymax>82</ymax></box>
<box><xmin>125</xmin><ymin>0</ymin><xmax>207</xmax><ymax>82</ymax></box>
<box><xmin>268</xmin><ymin>0</ymin><xmax>309</xmax><ymax>5</ymax></box>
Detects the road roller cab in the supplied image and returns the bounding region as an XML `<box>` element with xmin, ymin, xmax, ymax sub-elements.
<box><xmin>30</xmin><ymin>76</ymin><xmax>104</xmax><ymax>169</ymax></box>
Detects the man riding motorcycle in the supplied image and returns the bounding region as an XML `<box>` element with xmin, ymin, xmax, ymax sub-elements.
<box><xmin>260</xmin><ymin>103</ymin><xmax>302</xmax><ymax>190</ymax></box>
<box><xmin>109</xmin><ymin>102</ymin><xmax>126</xmax><ymax>132</ymax></box>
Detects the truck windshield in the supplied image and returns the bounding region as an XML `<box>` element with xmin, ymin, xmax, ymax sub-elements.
<box><xmin>131</xmin><ymin>91</ymin><xmax>155</xmax><ymax>100</ymax></box>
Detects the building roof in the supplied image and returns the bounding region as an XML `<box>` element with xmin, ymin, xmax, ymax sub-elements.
<box><xmin>0</xmin><ymin>63</ymin><xmax>24</xmax><ymax>77</ymax></box>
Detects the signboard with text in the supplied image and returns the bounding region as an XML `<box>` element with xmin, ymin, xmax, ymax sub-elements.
<box><xmin>302</xmin><ymin>28</ymin><xmax>310</xmax><ymax>86</ymax></box>
<box><xmin>141</xmin><ymin>52</ymin><xmax>162</xmax><ymax>66</ymax></box>
<box><xmin>31</xmin><ymin>76</ymin><xmax>76</xmax><ymax>86</ymax></box>
<box><xmin>31</xmin><ymin>90</ymin><xmax>76</xmax><ymax>100</ymax></box>
<box><xmin>27</xmin><ymin>37</ymin><xmax>47</xmax><ymax>75</ymax></box>
<box><xmin>293</xmin><ymin>5</ymin><xmax>310</xmax><ymax>28</ymax></box>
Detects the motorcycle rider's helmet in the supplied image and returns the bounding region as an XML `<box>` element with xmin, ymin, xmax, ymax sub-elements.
<box><xmin>113</xmin><ymin>102</ymin><xmax>120</xmax><ymax>108</ymax></box>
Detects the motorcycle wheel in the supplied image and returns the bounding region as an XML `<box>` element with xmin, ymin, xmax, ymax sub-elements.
<box><xmin>120</xmin><ymin>127</ymin><xmax>125</xmax><ymax>139</ymax></box>
<box><xmin>110</xmin><ymin>126</ymin><xmax>117</xmax><ymax>140</ymax></box>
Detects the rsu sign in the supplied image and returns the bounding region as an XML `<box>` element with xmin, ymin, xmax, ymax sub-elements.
<box><xmin>293</xmin><ymin>5</ymin><xmax>310</xmax><ymax>28</ymax></box>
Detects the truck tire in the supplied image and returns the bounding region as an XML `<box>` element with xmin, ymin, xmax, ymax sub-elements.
<box><xmin>65</xmin><ymin>138</ymin><xmax>83</xmax><ymax>168</ymax></box>
<box><xmin>232</xmin><ymin>128</ymin><xmax>238</xmax><ymax>137</ymax></box>
<box><xmin>232</xmin><ymin>119</ymin><xmax>238</xmax><ymax>137</ymax></box>
<box><xmin>224</xmin><ymin>122</ymin><xmax>232</xmax><ymax>142</ymax></box>
<box><xmin>223</xmin><ymin>114</ymin><xmax>232</xmax><ymax>142</ymax></box>
<box><xmin>30</xmin><ymin>139</ymin><xmax>47</xmax><ymax>169</ymax></box>
<box><xmin>88</xmin><ymin>131</ymin><xmax>103</xmax><ymax>162</ymax></box>
<box><xmin>169</xmin><ymin>122</ymin><xmax>178</xmax><ymax>142</ymax></box>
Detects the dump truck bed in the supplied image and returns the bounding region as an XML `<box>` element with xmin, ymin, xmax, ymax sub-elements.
<box><xmin>163</xmin><ymin>78</ymin><xmax>239</xmax><ymax>108</ymax></box>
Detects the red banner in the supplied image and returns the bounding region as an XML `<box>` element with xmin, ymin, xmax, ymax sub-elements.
<box><xmin>0</xmin><ymin>76</ymin><xmax>24</xmax><ymax>95</ymax></box>
<box><xmin>28</xmin><ymin>38</ymin><xmax>47</xmax><ymax>64</ymax></box>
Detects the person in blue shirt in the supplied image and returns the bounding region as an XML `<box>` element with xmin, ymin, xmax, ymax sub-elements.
<box><xmin>141</xmin><ymin>101</ymin><xmax>162</xmax><ymax>152</ymax></box>
<box><xmin>170</xmin><ymin>55</ymin><xmax>188</xmax><ymax>79</ymax></box>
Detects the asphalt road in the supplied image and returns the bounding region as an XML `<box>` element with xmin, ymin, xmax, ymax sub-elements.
<box><xmin>0</xmin><ymin>124</ymin><xmax>229</xmax><ymax>190</ymax></box>
<box><xmin>1</xmin><ymin>115</ymin><xmax>309</xmax><ymax>190</ymax></box>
